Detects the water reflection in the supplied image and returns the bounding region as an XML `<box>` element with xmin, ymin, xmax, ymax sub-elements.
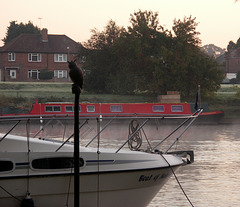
<box><xmin>149</xmin><ymin>123</ymin><xmax>240</xmax><ymax>207</ymax></box>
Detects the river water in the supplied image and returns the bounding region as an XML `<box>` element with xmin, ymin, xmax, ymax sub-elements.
<box><xmin>2</xmin><ymin>118</ymin><xmax>240</xmax><ymax>207</ymax></box>
<box><xmin>149</xmin><ymin>122</ymin><xmax>240</xmax><ymax>207</ymax></box>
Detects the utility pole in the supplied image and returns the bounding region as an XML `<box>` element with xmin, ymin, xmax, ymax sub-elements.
<box><xmin>68</xmin><ymin>60</ymin><xmax>83</xmax><ymax>207</ymax></box>
<box><xmin>72</xmin><ymin>84</ymin><xmax>81</xmax><ymax>207</ymax></box>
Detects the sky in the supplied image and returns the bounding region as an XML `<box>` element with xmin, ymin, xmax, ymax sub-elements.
<box><xmin>1</xmin><ymin>0</ymin><xmax>240</xmax><ymax>49</ymax></box>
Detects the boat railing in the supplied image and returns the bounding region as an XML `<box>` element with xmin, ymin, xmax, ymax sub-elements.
<box><xmin>0</xmin><ymin>109</ymin><xmax>203</xmax><ymax>153</ymax></box>
<box><xmin>0</xmin><ymin>111</ymin><xmax>203</xmax><ymax>120</ymax></box>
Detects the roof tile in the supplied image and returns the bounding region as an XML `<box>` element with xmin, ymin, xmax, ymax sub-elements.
<box><xmin>0</xmin><ymin>33</ymin><xmax>81</xmax><ymax>54</ymax></box>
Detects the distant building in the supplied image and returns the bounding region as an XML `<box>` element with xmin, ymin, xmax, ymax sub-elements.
<box><xmin>225</xmin><ymin>73</ymin><xmax>237</xmax><ymax>79</ymax></box>
<box><xmin>0</xmin><ymin>28</ymin><xmax>82</xmax><ymax>82</ymax></box>
<box><xmin>225</xmin><ymin>47</ymin><xmax>240</xmax><ymax>79</ymax></box>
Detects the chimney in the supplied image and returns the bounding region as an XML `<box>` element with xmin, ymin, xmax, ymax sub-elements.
<box><xmin>41</xmin><ymin>28</ymin><xmax>48</xmax><ymax>42</ymax></box>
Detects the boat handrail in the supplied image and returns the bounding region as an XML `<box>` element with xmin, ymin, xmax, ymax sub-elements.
<box><xmin>152</xmin><ymin>108</ymin><xmax>203</xmax><ymax>151</ymax></box>
<box><xmin>55</xmin><ymin>119</ymin><xmax>89</xmax><ymax>152</ymax></box>
<box><xmin>0</xmin><ymin>109</ymin><xmax>203</xmax><ymax>153</ymax></box>
<box><xmin>163</xmin><ymin>108</ymin><xmax>203</xmax><ymax>153</ymax></box>
<box><xmin>85</xmin><ymin>114</ymin><xmax>119</xmax><ymax>147</ymax></box>
<box><xmin>0</xmin><ymin>113</ymin><xmax>201</xmax><ymax>122</ymax></box>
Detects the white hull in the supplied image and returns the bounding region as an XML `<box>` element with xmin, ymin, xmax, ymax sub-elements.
<box><xmin>0</xmin><ymin>167</ymin><xmax>178</xmax><ymax>207</ymax></box>
<box><xmin>0</xmin><ymin>133</ymin><xmax>185</xmax><ymax>207</ymax></box>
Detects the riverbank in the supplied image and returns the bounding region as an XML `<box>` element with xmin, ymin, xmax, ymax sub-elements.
<box><xmin>0</xmin><ymin>82</ymin><xmax>239</xmax><ymax>118</ymax></box>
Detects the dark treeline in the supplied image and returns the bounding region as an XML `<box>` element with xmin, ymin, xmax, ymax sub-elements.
<box><xmin>79</xmin><ymin>10</ymin><xmax>224</xmax><ymax>99</ymax></box>
<box><xmin>2</xmin><ymin>21</ymin><xmax>41</xmax><ymax>44</ymax></box>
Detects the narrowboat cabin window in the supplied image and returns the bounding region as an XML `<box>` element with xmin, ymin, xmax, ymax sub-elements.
<box><xmin>152</xmin><ymin>105</ymin><xmax>164</xmax><ymax>112</ymax></box>
<box><xmin>87</xmin><ymin>105</ymin><xmax>95</xmax><ymax>112</ymax></box>
<box><xmin>65</xmin><ymin>106</ymin><xmax>81</xmax><ymax>112</ymax></box>
<box><xmin>65</xmin><ymin>106</ymin><xmax>73</xmax><ymax>112</ymax></box>
<box><xmin>0</xmin><ymin>160</ymin><xmax>14</xmax><ymax>172</ymax></box>
<box><xmin>32</xmin><ymin>157</ymin><xmax>84</xmax><ymax>169</ymax></box>
<box><xmin>110</xmin><ymin>105</ymin><xmax>123</xmax><ymax>112</ymax></box>
<box><xmin>171</xmin><ymin>105</ymin><xmax>183</xmax><ymax>112</ymax></box>
<box><xmin>45</xmin><ymin>106</ymin><xmax>61</xmax><ymax>112</ymax></box>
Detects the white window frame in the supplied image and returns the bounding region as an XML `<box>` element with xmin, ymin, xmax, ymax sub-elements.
<box><xmin>54</xmin><ymin>54</ymin><xmax>67</xmax><ymax>62</ymax></box>
<box><xmin>54</xmin><ymin>70</ymin><xmax>67</xmax><ymax>78</ymax></box>
<box><xmin>65</xmin><ymin>105</ymin><xmax>81</xmax><ymax>112</ymax></box>
<box><xmin>87</xmin><ymin>105</ymin><xmax>95</xmax><ymax>112</ymax></box>
<box><xmin>8</xmin><ymin>53</ymin><xmax>15</xmax><ymax>61</ymax></box>
<box><xmin>9</xmin><ymin>69</ymin><xmax>17</xmax><ymax>79</ymax></box>
<box><xmin>45</xmin><ymin>106</ymin><xmax>61</xmax><ymax>112</ymax></box>
<box><xmin>28</xmin><ymin>70</ymin><xmax>40</xmax><ymax>80</ymax></box>
<box><xmin>28</xmin><ymin>53</ymin><xmax>41</xmax><ymax>62</ymax></box>
<box><xmin>65</xmin><ymin>106</ymin><xmax>74</xmax><ymax>112</ymax></box>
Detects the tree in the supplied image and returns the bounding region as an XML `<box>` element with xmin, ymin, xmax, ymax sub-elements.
<box><xmin>172</xmin><ymin>16</ymin><xmax>201</xmax><ymax>46</ymax></box>
<box><xmin>39</xmin><ymin>69</ymin><xmax>54</xmax><ymax>80</ymax></box>
<box><xmin>113</xmin><ymin>10</ymin><xmax>171</xmax><ymax>94</ymax></box>
<box><xmin>2</xmin><ymin>21</ymin><xmax>41</xmax><ymax>45</ymax></box>
<box><xmin>80</xmin><ymin>11</ymin><xmax>223</xmax><ymax>98</ymax></box>
<box><xmin>84</xmin><ymin>19</ymin><xmax>125</xmax><ymax>50</ymax></box>
<box><xmin>81</xmin><ymin>20</ymin><xmax>126</xmax><ymax>93</ymax></box>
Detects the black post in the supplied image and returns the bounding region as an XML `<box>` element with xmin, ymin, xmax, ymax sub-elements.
<box><xmin>72</xmin><ymin>84</ymin><xmax>81</xmax><ymax>207</ymax></box>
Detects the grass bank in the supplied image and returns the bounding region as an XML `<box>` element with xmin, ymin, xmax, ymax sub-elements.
<box><xmin>0</xmin><ymin>82</ymin><xmax>156</xmax><ymax>112</ymax></box>
<box><xmin>206</xmin><ymin>84</ymin><xmax>240</xmax><ymax>118</ymax></box>
<box><xmin>0</xmin><ymin>82</ymin><xmax>240</xmax><ymax>118</ymax></box>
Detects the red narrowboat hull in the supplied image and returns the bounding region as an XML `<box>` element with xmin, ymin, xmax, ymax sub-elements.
<box><xmin>1</xmin><ymin>101</ymin><xmax>224</xmax><ymax>124</ymax></box>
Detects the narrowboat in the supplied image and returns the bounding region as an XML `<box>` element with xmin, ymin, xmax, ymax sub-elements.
<box><xmin>1</xmin><ymin>101</ymin><xmax>223</xmax><ymax>123</ymax></box>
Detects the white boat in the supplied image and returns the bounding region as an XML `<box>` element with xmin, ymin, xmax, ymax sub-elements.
<box><xmin>0</xmin><ymin>111</ymin><xmax>202</xmax><ymax>207</ymax></box>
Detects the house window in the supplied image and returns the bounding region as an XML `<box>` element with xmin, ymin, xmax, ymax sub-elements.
<box><xmin>152</xmin><ymin>105</ymin><xmax>164</xmax><ymax>112</ymax></box>
<box><xmin>8</xmin><ymin>69</ymin><xmax>17</xmax><ymax>79</ymax></box>
<box><xmin>54</xmin><ymin>54</ymin><xmax>67</xmax><ymax>62</ymax></box>
<box><xmin>54</xmin><ymin>70</ymin><xmax>67</xmax><ymax>78</ymax></box>
<box><xmin>28</xmin><ymin>53</ymin><xmax>41</xmax><ymax>62</ymax></box>
<box><xmin>8</xmin><ymin>53</ymin><xmax>15</xmax><ymax>61</ymax></box>
<box><xmin>171</xmin><ymin>105</ymin><xmax>183</xmax><ymax>112</ymax></box>
<box><xmin>28</xmin><ymin>70</ymin><xmax>40</xmax><ymax>79</ymax></box>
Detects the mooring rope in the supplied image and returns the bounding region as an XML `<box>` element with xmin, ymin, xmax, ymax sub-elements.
<box><xmin>64</xmin><ymin>165</ymin><xmax>73</xmax><ymax>207</ymax></box>
<box><xmin>97</xmin><ymin>118</ymin><xmax>100</xmax><ymax>207</ymax></box>
<box><xmin>0</xmin><ymin>185</ymin><xmax>22</xmax><ymax>203</ymax></box>
<box><xmin>128</xmin><ymin>119</ymin><xmax>153</xmax><ymax>151</ymax></box>
<box><xmin>26</xmin><ymin>119</ymin><xmax>31</xmax><ymax>195</ymax></box>
<box><xmin>160</xmin><ymin>154</ymin><xmax>195</xmax><ymax>207</ymax></box>
<box><xmin>128</xmin><ymin>120</ymin><xmax>142</xmax><ymax>150</ymax></box>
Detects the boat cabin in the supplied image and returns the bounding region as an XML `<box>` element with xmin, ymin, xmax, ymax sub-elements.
<box><xmin>29</xmin><ymin>102</ymin><xmax>192</xmax><ymax>116</ymax></box>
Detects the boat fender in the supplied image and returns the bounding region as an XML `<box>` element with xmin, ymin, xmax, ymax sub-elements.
<box><xmin>21</xmin><ymin>192</ymin><xmax>34</xmax><ymax>207</ymax></box>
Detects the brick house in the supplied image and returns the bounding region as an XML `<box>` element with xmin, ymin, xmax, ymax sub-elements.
<box><xmin>225</xmin><ymin>47</ymin><xmax>240</xmax><ymax>79</ymax></box>
<box><xmin>0</xmin><ymin>28</ymin><xmax>81</xmax><ymax>82</ymax></box>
